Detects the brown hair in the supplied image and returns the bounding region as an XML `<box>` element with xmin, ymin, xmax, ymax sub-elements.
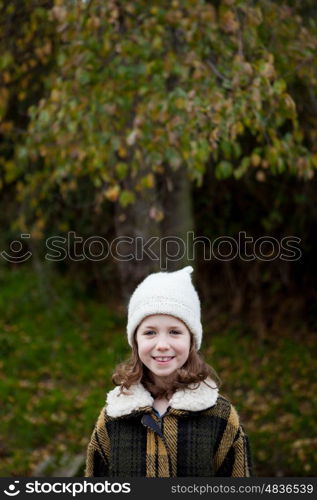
<box><xmin>112</xmin><ymin>333</ymin><xmax>221</xmax><ymax>400</ymax></box>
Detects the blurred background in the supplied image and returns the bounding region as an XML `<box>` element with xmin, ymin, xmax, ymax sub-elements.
<box><xmin>1</xmin><ymin>0</ymin><xmax>317</xmax><ymax>476</ymax></box>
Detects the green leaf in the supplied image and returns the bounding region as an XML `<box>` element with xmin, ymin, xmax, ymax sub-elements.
<box><xmin>233</xmin><ymin>157</ymin><xmax>250</xmax><ymax>179</ymax></box>
<box><xmin>273</xmin><ymin>79</ymin><xmax>287</xmax><ymax>94</ymax></box>
<box><xmin>0</xmin><ymin>52</ymin><xmax>13</xmax><ymax>70</ymax></box>
<box><xmin>215</xmin><ymin>161</ymin><xmax>233</xmax><ymax>179</ymax></box>
<box><xmin>119</xmin><ymin>190</ymin><xmax>136</xmax><ymax>207</ymax></box>
<box><xmin>115</xmin><ymin>163</ymin><xmax>128</xmax><ymax>180</ymax></box>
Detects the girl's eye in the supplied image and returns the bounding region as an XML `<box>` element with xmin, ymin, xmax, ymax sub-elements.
<box><xmin>170</xmin><ymin>330</ymin><xmax>181</xmax><ymax>335</ymax></box>
<box><xmin>144</xmin><ymin>330</ymin><xmax>156</xmax><ymax>336</ymax></box>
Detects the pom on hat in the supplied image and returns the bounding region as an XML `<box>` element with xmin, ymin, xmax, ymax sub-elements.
<box><xmin>127</xmin><ymin>266</ymin><xmax>202</xmax><ymax>349</ymax></box>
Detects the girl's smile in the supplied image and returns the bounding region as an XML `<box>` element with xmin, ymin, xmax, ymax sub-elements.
<box><xmin>152</xmin><ymin>355</ymin><xmax>176</xmax><ymax>366</ymax></box>
<box><xmin>136</xmin><ymin>314</ymin><xmax>191</xmax><ymax>382</ymax></box>
<box><xmin>152</xmin><ymin>356</ymin><xmax>175</xmax><ymax>362</ymax></box>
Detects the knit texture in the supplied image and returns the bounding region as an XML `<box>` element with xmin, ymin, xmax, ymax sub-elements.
<box><xmin>85</xmin><ymin>391</ymin><xmax>253</xmax><ymax>477</ymax></box>
<box><xmin>127</xmin><ymin>266</ymin><xmax>203</xmax><ymax>349</ymax></box>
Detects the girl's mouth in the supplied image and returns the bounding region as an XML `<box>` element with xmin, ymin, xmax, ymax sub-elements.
<box><xmin>152</xmin><ymin>356</ymin><xmax>175</xmax><ymax>363</ymax></box>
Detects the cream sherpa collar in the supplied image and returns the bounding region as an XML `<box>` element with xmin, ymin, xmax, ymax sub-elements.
<box><xmin>106</xmin><ymin>379</ymin><xmax>219</xmax><ymax>418</ymax></box>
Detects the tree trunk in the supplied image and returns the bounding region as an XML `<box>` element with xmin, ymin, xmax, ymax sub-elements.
<box><xmin>114</xmin><ymin>187</ymin><xmax>161</xmax><ymax>303</ymax></box>
<box><xmin>158</xmin><ymin>164</ymin><xmax>194</xmax><ymax>271</ymax></box>
<box><xmin>114</xmin><ymin>165</ymin><xmax>195</xmax><ymax>302</ymax></box>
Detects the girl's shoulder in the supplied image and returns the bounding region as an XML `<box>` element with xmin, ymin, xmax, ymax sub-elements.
<box><xmin>205</xmin><ymin>393</ymin><xmax>242</xmax><ymax>429</ymax></box>
<box><xmin>94</xmin><ymin>404</ymin><xmax>108</xmax><ymax>430</ymax></box>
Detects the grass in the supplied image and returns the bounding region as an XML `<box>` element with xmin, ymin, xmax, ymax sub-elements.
<box><xmin>0</xmin><ymin>266</ymin><xmax>316</xmax><ymax>476</ymax></box>
<box><xmin>205</xmin><ymin>326</ymin><xmax>316</xmax><ymax>476</ymax></box>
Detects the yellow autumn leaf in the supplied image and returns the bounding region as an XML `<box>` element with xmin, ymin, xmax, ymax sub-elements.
<box><xmin>175</xmin><ymin>98</ymin><xmax>185</xmax><ymax>109</ymax></box>
<box><xmin>105</xmin><ymin>185</ymin><xmax>120</xmax><ymax>202</ymax></box>
<box><xmin>251</xmin><ymin>153</ymin><xmax>261</xmax><ymax>167</ymax></box>
<box><xmin>221</xmin><ymin>11</ymin><xmax>239</xmax><ymax>33</ymax></box>
<box><xmin>141</xmin><ymin>173</ymin><xmax>155</xmax><ymax>189</ymax></box>
<box><xmin>51</xmin><ymin>89</ymin><xmax>60</xmax><ymax>103</ymax></box>
<box><xmin>118</xmin><ymin>146</ymin><xmax>128</xmax><ymax>158</ymax></box>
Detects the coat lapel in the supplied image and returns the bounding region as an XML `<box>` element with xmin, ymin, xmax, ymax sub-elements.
<box><xmin>106</xmin><ymin>378</ymin><xmax>218</xmax><ymax>417</ymax></box>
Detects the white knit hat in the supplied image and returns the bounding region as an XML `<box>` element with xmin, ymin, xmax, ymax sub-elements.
<box><xmin>127</xmin><ymin>266</ymin><xmax>202</xmax><ymax>349</ymax></box>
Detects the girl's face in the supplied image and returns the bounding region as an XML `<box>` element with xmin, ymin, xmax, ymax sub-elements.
<box><xmin>136</xmin><ymin>314</ymin><xmax>191</xmax><ymax>383</ymax></box>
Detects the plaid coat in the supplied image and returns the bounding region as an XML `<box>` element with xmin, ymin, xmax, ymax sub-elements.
<box><xmin>85</xmin><ymin>379</ymin><xmax>253</xmax><ymax>477</ymax></box>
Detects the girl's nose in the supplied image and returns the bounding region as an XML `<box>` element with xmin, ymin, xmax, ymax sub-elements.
<box><xmin>156</xmin><ymin>335</ymin><xmax>170</xmax><ymax>350</ymax></box>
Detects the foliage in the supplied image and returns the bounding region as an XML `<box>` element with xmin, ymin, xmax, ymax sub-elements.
<box><xmin>0</xmin><ymin>0</ymin><xmax>56</xmax><ymax>189</ymax></box>
<box><xmin>6</xmin><ymin>0</ymin><xmax>316</xmax><ymax>234</ymax></box>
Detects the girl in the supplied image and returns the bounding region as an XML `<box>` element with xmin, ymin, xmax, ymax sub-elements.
<box><xmin>85</xmin><ymin>266</ymin><xmax>253</xmax><ymax>477</ymax></box>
